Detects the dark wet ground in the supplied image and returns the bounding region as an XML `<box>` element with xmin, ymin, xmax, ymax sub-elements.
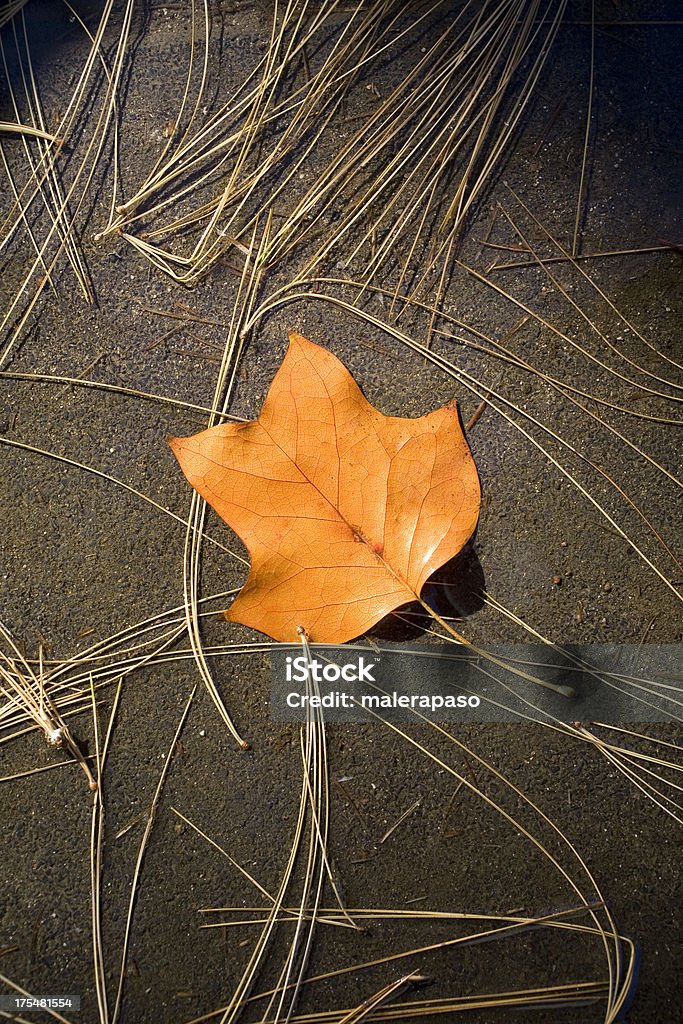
<box><xmin>0</xmin><ymin>2</ymin><xmax>681</xmax><ymax>1022</ymax></box>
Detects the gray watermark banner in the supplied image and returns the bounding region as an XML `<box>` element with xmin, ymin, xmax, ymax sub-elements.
<box><xmin>270</xmin><ymin>643</ymin><xmax>681</xmax><ymax>723</ymax></box>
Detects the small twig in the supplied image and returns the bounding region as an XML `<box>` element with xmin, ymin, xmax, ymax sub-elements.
<box><xmin>379</xmin><ymin>799</ymin><xmax>421</xmax><ymax>844</ymax></box>
<box><xmin>442</xmin><ymin>780</ymin><xmax>464</xmax><ymax>823</ymax></box>
<box><xmin>466</xmin><ymin>393</ymin><xmax>491</xmax><ymax>430</ymax></box>
<box><xmin>478</xmin><ymin>239</ymin><xmax>531</xmax><ymax>253</ymax></box>
<box><xmin>77</xmin><ymin>353</ymin><xmax>104</xmax><ymax>380</ymax></box>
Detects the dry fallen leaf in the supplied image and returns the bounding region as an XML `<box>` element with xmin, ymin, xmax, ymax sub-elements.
<box><xmin>170</xmin><ymin>332</ymin><xmax>480</xmax><ymax>643</ymax></box>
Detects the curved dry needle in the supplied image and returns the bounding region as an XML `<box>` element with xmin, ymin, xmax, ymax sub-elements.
<box><xmin>0</xmin><ymin>120</ymin><xmax>63</xmax><ymax>144</ymax></box>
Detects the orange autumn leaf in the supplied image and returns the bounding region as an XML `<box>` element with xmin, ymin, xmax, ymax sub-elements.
<box><xmin>170</xmin><ymin>332</ymin><xmax>480</xmax><ymax>643</ymax></box>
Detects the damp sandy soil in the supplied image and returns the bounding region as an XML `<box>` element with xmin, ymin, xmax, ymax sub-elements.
<box><xmin>0</xmin><ymin>2</ymin><xmax>681</xmax><ymax>1023</ymax></box>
